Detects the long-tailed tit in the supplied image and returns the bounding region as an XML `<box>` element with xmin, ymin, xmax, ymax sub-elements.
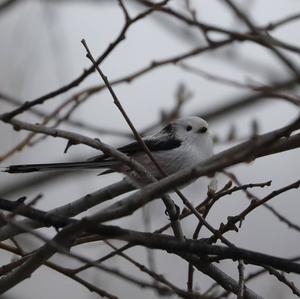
<box><xmin>4</xmin><ymin>116</ymin><xmax>214</xmax><ymax>184</ymax></box>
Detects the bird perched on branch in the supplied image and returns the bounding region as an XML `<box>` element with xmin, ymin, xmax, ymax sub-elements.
<box><xmin>4</xmin><ymin>116</ymin><xmax>213</xmax><ymax>185</ymax></box>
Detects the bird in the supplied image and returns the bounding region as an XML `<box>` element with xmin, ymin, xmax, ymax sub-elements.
<box><xmin>4</xmin><ymin>116</ymin><xmax>214</xmax><ymax>185</ymax></box>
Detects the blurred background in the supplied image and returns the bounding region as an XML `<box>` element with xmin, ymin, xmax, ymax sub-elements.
<box><xmin>0</xmin><ymin>0</ymin><xmax>300</xmax><ymax>298</ymax></box>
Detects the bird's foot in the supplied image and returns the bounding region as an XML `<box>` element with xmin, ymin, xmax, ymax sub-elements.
<box><xmin>164</xmin><ymin>204</ymin><xmax>181</xmax><ymax>221</ymax></box>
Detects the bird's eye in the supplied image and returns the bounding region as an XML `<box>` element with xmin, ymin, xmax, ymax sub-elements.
<box><xmin>198</xmin><ymin>127</ymin><xmax>207</xmax><ymax>134</ymax></box>
<box><xmin>186</xmin><ymin>125</ymin><xmax>192</xmax><ymax>131</ymax></box>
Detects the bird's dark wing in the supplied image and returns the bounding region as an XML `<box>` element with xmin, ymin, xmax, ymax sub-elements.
<box><xmin>90</xmin><ymin>122</ymin><xmax>181</xmax><ymax>162</ymax></box>
<box><xmin>118</xmin><ymin>138</ymin><xmax>181</xmax><ymax>154</ymax></box>
<box><xmin>90</xmin><ymin>137</ymin><xmax>181</xmax><ymax>162</ymax></box>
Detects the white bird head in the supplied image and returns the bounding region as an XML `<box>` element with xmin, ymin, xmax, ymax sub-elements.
<box><xmin>166</xmin><ymin>116</ymin><xmax>213</xmax><ymax>157</ymax></box>
<box><xmin>172</xmin><ymin>116</ymin><xmax>209</xmax><ymax>136</ymax></box>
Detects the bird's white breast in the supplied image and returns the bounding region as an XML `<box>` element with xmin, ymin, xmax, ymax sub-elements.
<box><xmin>131</xmin><ymin>137</ymin><xmax>213</xmax><ymax>181</ymax></box>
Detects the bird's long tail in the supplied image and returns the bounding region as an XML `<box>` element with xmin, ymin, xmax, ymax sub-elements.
<box><xmin>3</xmin><ymin>161</ymin><xmax>118</xmax><ymax>174</ymax></box>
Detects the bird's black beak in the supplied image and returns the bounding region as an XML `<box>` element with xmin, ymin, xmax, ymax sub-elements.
<box><xmin>197</xmin><ymin>127</ymin><xmax>208</xmax><ymax>134</ymax></box>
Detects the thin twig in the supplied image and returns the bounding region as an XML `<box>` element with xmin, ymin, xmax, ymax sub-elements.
<box><xmin>237</xmin><ymin>260</ymin><xmax>245</xmax><ymax>299</ymax></box>
<box><xmin>81</xmin><ymin>38</ymin><xmax>184</xmax><ymax>239</ymax></box>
